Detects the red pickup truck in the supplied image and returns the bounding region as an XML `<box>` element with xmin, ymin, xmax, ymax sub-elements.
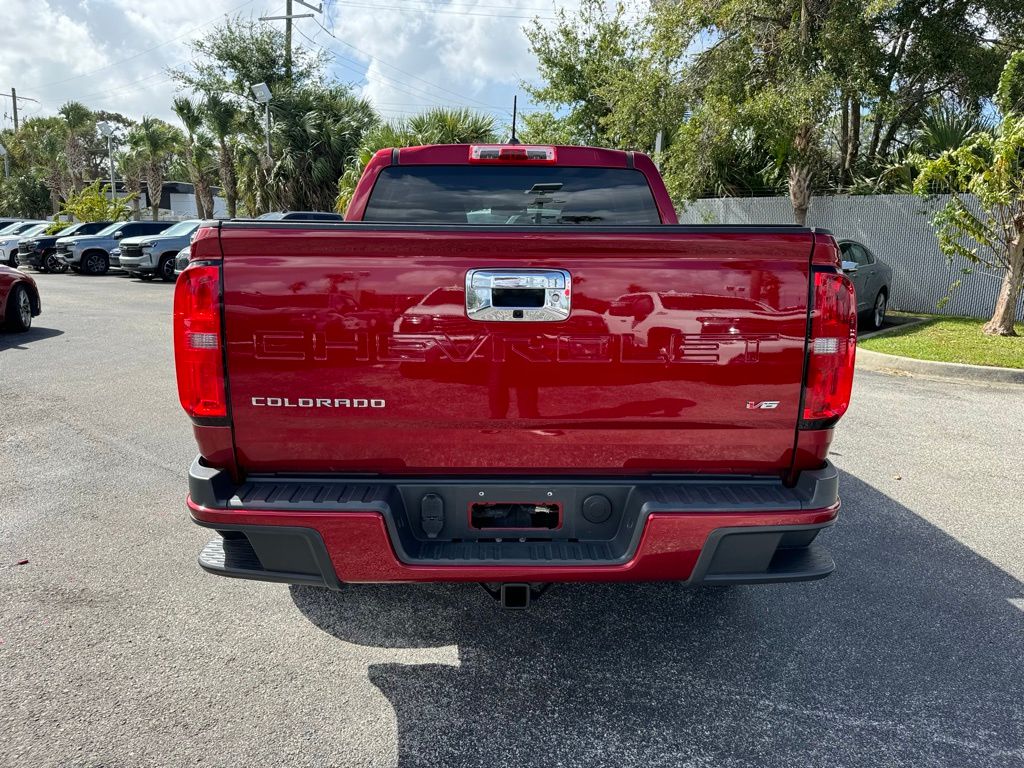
<box><xmin>178</xmin><ymin>144</ymin><xmax>856</xmax><ymax>607</ymax></box>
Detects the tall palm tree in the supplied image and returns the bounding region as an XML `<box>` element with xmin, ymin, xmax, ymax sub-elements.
<box><xmin>117</xmin><ymin>147</ymin><xmax>145</xmax><ymax>221</ymax></box>
<box><xmin>203</xmin><ymin>93</ymin><xmax>240</xmax><ymax>218</ymax></box>
<box><xmin>129</xmin><ymin>117</ymin><xmax>180</xmax><ymax>221</ymax></box>
<box><xmin>230</xmin><ymin>84</ymin><xmax>376</xmax><ymax>214</ymax></box>
<box><xmin>58</xmin><ymin>101</ymin><xmax>94</xmax><ymax>194</ymax></box>
<box><xmin>263</xmin><ymin>85</ymin><xmax>377</xmax><ymax>212</ymax></box>
<box><xmin>193</xmin><ymin>134</ymin><xmax>220</xmax><ymax>218</ymax></box>
<box><xmin>335</xmin><ymin>107</ymin><xmax>496</xmax><ymax>213</ymax></box>
<box><xmin>172</xmin><ymin>97</ymin><xmax>213</xmax><ymax>218</ymax></box>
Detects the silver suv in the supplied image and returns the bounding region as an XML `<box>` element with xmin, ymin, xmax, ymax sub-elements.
<box><xmin>60</xmin><ymin>220</ymin><xmax>175</xmax><ymax>275</ymax></box>
<box><xmin>118</xmin><ymin>220</ymin><xmax>201</xmax><ymax>282</ymax></box>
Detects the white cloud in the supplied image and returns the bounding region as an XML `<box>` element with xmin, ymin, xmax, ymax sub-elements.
<box><xmin>1</xmin><ymin>0</ymin><xmax>561</xmax><ymax>130</ymax></box>
<box><xmin>330</xmin><ymin>0</ymin><xmax>551</xmax><ymax>125</ymax></box>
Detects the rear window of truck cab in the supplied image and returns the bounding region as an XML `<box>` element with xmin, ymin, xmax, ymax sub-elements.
<box><xmin>362</xmin><ymin>166</ymin><xmax>662</xmax><ymax>225</ymax></box>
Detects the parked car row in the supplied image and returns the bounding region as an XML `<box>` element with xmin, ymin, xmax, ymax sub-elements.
<box><xmin>0</xmin><ymin>211</ymin><xmax>350</xmax><ymax>334</ymax></box>
<box><xmin>3</xmin><ymin>218</ymin><xmax>203</xmax><ymax>280</ymax></box>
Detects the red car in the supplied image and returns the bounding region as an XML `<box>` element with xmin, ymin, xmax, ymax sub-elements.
<box><xmin>0</xmin><ymin>264</ymin><xmax>41</xmax><ymax>332</ymax></box>
<box><xmin>178</xmin><ymin>144</ymin><xmax>856</xmax><ymax>608</ymax></box>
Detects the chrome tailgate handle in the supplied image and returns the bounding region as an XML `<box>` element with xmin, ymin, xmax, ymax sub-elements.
<box><xmin>465</xmin><ymin>269</ymin><xmax>571</xmax><ymax>322</ymax></box>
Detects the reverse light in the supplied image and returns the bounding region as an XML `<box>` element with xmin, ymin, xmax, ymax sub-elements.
<box><xmin>173</xmin><ymin>263</ymin><xmax>227</xmax><ymax>420</ymax></box>
<box><xmin>469</xmin><ymin>145</ymin><xmax>557</xmax><ymax>163</ymax></box>
<box><xmin>801</xmin><ymin>270</ymin><xmax>857</xmax><ymax>427</ymax></box>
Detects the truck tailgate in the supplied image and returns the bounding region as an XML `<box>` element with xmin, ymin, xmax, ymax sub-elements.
<box><xmin>219</xmin><ymin>225</ymin><xmax>813</xmax><ymax>475</ymax></box>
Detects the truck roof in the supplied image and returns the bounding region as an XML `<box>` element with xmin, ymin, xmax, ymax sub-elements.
<box><xmin>389</xmin><ymin>144</ymin><xmax>645</xmax><ymax>168</ymax></box>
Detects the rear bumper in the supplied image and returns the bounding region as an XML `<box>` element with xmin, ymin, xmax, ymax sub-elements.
<box><xmin>187</xmin><ymin>459</ymin><xmax>841</xmax><ymax>586</ymax></box>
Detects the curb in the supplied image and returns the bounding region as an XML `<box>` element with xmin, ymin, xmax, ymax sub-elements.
<box><xmin>857</xmin><ymin>316</ymin><xmax>929</xmax><ymax>340</ymax></box>
<box><xmin>856</xmin><ymin>347</ymin><xmax>1024</xmax><ymax>384</ymax></box>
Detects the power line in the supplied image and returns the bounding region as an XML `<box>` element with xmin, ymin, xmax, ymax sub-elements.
<box><xmin>294</xmin><ymin>26</ymin><xmax>509</xmax><ymax>116</ymax></box>
<box><xmin>75</xmin><ymin>72</ymin><xmax>180</xmax><ymax>104</ymax></box>
<box><xmin>0</xmin><ymin>88</ymin><xmax>39</xmax><ymax>130</ymax></box>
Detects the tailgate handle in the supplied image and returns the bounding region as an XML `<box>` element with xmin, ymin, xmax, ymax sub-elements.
<box><xmin>465</xmin><ymin>268</ymin><xmax>571</xmax><ymax>322</ymax></box>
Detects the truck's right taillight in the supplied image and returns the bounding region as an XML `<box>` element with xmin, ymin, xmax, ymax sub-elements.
<box><xmin>174</xmin><ymin>263</ymin><xmax>227</xmax><ymax>421</ymax></box>
<box><xmin>801</xmin><ymin>270</ymin><xmax>857</xmax><ymax>428</ymax></box>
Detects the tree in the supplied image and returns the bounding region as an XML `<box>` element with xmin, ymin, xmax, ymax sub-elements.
<box><xmin>335</xmin><ymin>107</ymin><xmax>496</xmax><ymax>213</ymax></box>
<box><xmin>233</xmin><ymin>83</ymin><xmax>376</xmax><ymax>214</ymax></box>
<box><xmin>654</xmin><ymin>0</ymin><xmax>859</xmax><ymax>223</ymax></box>
<box><xmin>129</xmin><ymin>117</ymin><xmax>181</xmax><ymax>220</ymax></box>
<box><xmin>13</xmin><ymin>117</ymin><xmax>68</xmax><ymax>214</ymax></box>
<box><xmin>172</xmin><ymin>97</ymin><xmax>214</xmax><ymax>218</ymax></box>
<box><xmin>169</xmin><ymin>17</ymin><xmax>325</xmax><ymax>100</ymax></box>
<box><xmin>204</xmin><ymin>93</ymin><xmax>240</xmax><ymax>218</ymax></box>
<box><xmin>58</xmin><ymin>101</ymin><xmax>94</xmax><ymax>195</ymax></box>
<box><xmin>862</xmin><ymin>0</ymin><xmax>1024</xmax><ymax>170</ymax></box>
<box><xmin>58</xmin><ymin>179</ymin><xmax>132</xmax><ymax>222</ymax></box>
<box><xmin>524</xmin><ymin>0</ymin><xmax>644</xmax><ymax>147</ymax></box>
<box><xmin>117</xmin><ymin>148</ymin><xmax>145</xmax><ymax>221</ymax></box>
<box><xmin>0</xmin><ymin>173</ymin><xmax>50</xmax><ymax>218</ymax></box>
<box><xmin>912</xmin><ymin>53</ymin><xmax>1024</xmax><ymax>336</ymax></box>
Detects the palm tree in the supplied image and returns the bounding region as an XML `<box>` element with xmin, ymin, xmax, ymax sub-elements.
<box><xmin>913</xmin><ymin>108</ymin><xmax>987</xmax><ymax>156</ymax></box>
<box><xmin>129</xmin><ymin>117</ymin><xmax>180</xmax><ymax>221</ymax></box>
<box><xmin>273</xmin><ymin>85</ymin><xmax>377</xmax><ymax>211</ymax></box>
<box><xmin>405</xmin><ymin>108</ymin><xmax>496</xmax><ymax>145</ymax></box>
<box><xmin>172</xmin><ymin>97</ymin><xmax>213</xmax><ymax>218</ymax></box>
<box><xmin>117</xmin><ymin>148</ymin><xmax>145</xmax><ymax>220</ymax></box>
<box><xmin>203</xmin><ymin>94</ymin><xmax>240</xmax><ymax>218</ymax></box>
<box><xmin>336</xmin><ymin>107</ymin><xmax>496</xmax><ymax>213</ymax></box>
<box><xmin>193</xmin><ymin>134</ymin><xmax>220</xmax><ymax>217</ymax></box>
<box><xmin>58</xmin><ymin>101</ymin><xmax>94</xmax><ymax>193</ymax></box>
<box><xmin>16</xmin><ymin>117</ymin><xmax>69</xmax><ymax>214</ymax></box>
<box><xmin>237</xmin><ymin>84</ymin><xmax>376</xmax><ymax>213</ymax></box>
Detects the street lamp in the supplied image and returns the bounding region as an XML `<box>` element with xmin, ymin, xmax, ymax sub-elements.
<box><xmin>251</xmin><ymin>83</ymin><xmax>272</xmax><ymax>161</ymax></box>
<box><xmin>97</xmin><ymin>121</ymin><xmax>116</xmax><ymax>203</ymax></box>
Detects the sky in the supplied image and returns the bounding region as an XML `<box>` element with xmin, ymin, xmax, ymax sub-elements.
<box><xmin>0</xmin><ymin>0</ymin><xmax>574</xmax><ymax>132</ymax></box>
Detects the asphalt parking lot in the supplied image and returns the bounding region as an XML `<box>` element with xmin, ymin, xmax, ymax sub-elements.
<box><xmin>2</xmin><ymin>271</ymin><xmax>1023</xmax><ymax>768</ymax></box>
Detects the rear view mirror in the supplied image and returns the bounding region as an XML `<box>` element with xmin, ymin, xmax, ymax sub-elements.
<box><xmin>113</xmin><ymin>231</ymin><xmax>123</xmax><ymax>239</ymax></box>
<box><xmin>841</xmin><ymin>260</ymin><xmax>858</xmax><ymax>274</ymax></box>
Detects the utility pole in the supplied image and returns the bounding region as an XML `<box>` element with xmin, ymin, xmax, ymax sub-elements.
<box><xmin>98</xmin><ymin>122</ymin><xmax>116</xmax><ymax>202</ymax></box>
<box><xmin>2</xmin><ymin>87</ymin><xmax>39</xmax><ymax>131</ymax></box>
<box><xmin>260</xmin><ymin>0</ymin><xmax>320</xmax><ymax>81</ymax></box>
<box><xmin>285</xmin><ymin>0</ymin><xmax>293</xmax><ymax>80</ymax></box>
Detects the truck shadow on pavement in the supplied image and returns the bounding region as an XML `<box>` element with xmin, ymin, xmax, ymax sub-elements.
<box><xmin>291</xmin><ymin>471</ymin><xmax>1024</xmax><ymax>768</ymax></box>
<box><xmin>0</xmin><ymin>326</ymin><xmax>64</xmax><ymax>351</ymax></box>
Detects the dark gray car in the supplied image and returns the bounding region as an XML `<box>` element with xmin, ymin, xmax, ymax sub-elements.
<box><xmin>839</xmin><ymin>239</ymin><xmax>892</xmax><ymax>330</ymax></box>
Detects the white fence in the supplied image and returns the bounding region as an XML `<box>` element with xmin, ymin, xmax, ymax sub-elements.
<box><xmin>677</xmin><ymin>194</ymin><xmax>1023</xmax><ymax>321</ymax></box>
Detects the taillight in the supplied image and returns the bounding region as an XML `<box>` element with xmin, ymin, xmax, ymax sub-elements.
<box><xmin>174</xmin><ymin>263</ymin><xmax>227</xmax><ymax>420</ymax></box>
<box><xmin>801</xmin><ymin>270</ymin><xmax>857</xmax><ymax>427</ymax></box>
<box><xmin>469</xmin><ymin>145</ymin><xmax>557</xmax><ymax>163</ymax></box>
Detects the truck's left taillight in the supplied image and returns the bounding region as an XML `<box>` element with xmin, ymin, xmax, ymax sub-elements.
<box><xmin>174</xmin><ymin>263</ymin><xmax>226</xmax><ymax>420</ymax></box>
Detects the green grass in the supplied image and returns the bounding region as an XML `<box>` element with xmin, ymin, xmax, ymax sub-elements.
<box><xmin>860</xmin><ymin>315</ymin><xmax>1024</xmax><ymax>369</ymax></box>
